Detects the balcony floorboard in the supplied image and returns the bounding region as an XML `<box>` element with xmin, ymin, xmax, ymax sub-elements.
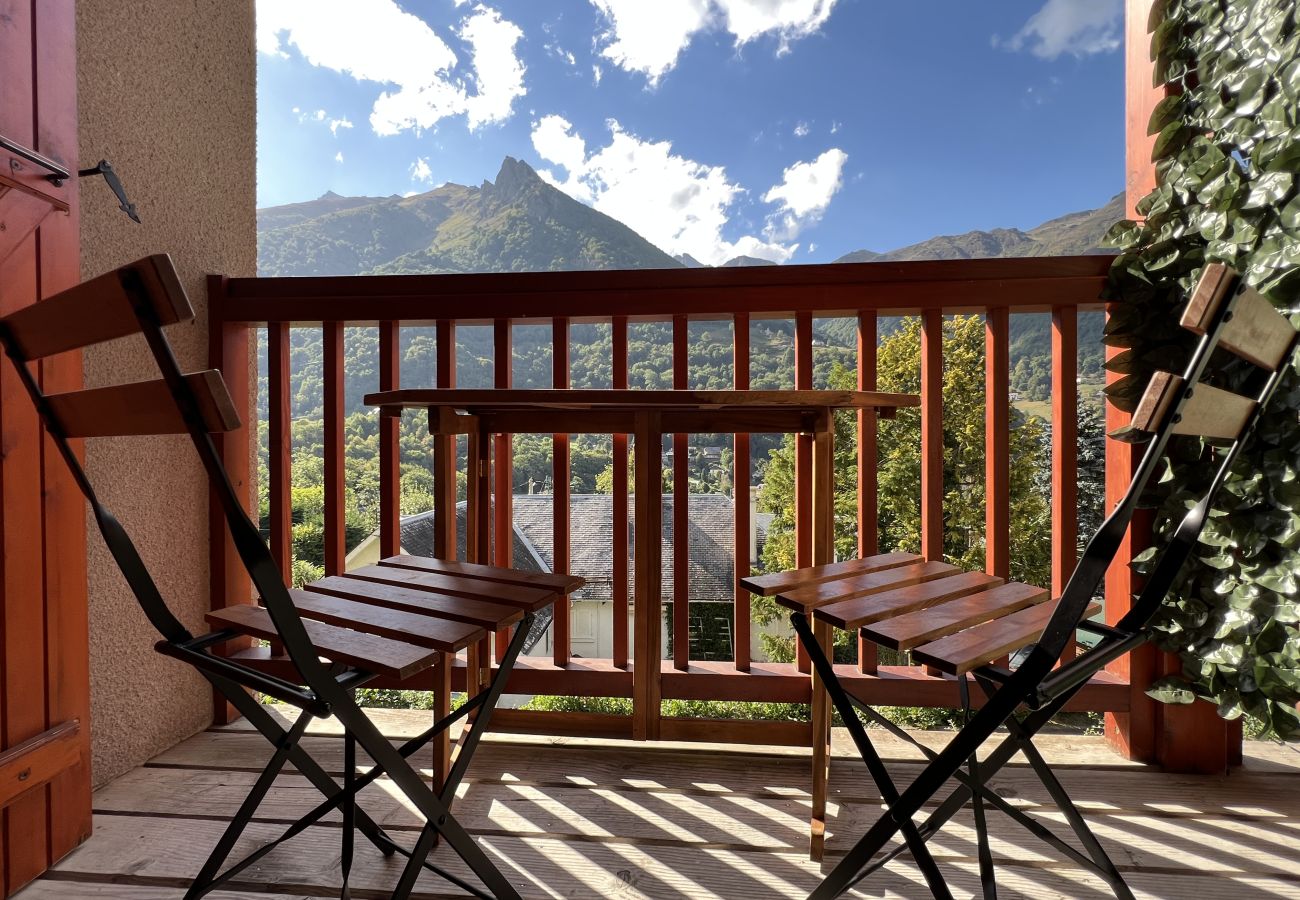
<box><xmin>27</xmin><ymin>707</ymin><xmax>1300</xmax><ymax>899</ymax></box>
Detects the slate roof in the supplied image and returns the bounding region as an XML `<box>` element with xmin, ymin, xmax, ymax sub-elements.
<box><xmin>399</xmin><ymin>495</ymin><xmax>771</xmax><ymax>603</ymax></box>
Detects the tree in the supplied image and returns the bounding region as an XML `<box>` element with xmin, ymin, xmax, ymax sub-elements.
<box><xmin>754</xmin><ymin>315</ymin><xmax>1052</xmax><ymax>662</ymax></box>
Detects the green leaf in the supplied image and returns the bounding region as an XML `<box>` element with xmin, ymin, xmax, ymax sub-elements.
<box><xmin>1146</xmin><ymin>676</ymin><xmax>1198</xmax><ymax>705</ymax></box>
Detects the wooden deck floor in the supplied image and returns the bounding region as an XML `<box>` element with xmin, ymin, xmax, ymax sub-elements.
<box><xmin>20</xmin><ymin>707</ymin><xmax>1300</xmax><ymax>899</ymax></box>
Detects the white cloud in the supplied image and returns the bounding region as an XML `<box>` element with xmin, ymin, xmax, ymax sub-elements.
<box><xmin>335</xmin><ymin>151</ymin><xmax>344</xmax><ymax>163</ymax></box>
<box><xmin>329</xmin><ymin>116</ymin><xmax>353</xmax><ymax>136</ymax></box>
<box><xmin>258</xmin><ymin>0</ymin><xmax>526</xmax><ymax>134</ymax></box>
<box><xmin>793</xmin><ymin>121</ymin><xmax>809</xmax><ymax>138</ymax></box>
<box><xmin>589</xmin><ymin>0</ymin><xmax>837</xmax><ymax>84</ymax></box>
<box><xmin>410</xmin><ymin>157</ymin><xmax>433</xmax><ymax>183</ymax></box>
<box><xmin>457</xmin><ymin>6</ymin><xmax>527</xmax><ymax>130</ymax></box>
<box><xmin>998</xmin><ymin>0</ymin><xmax>1122</xmax><ymax>60</ymax></box>
<box><xmin>532</xmin><ymin>116</ymin><xmax>840</xmax><ymax>265</ymax></box>
<box><xmin>762</xmin><ymin>148</ymin><xmax>847</xmax><ymax>241</ymax></box>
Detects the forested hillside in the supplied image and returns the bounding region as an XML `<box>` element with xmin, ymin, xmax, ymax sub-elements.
<box><xmin>255</xmin><ymin>160</ymin><xmax>1119</xmax><ymax>586</ymax></box>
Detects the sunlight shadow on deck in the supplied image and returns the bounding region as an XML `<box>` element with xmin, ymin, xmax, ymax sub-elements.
<box><xmin>29</xmin><ymin>709</ymin><xmax>1300</xmax><ymax>900</ymax></box>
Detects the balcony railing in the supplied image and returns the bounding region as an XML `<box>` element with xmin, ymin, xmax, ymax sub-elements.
<box><xmin>207</xmin><ymin>255</ymin><xmax>1133</xmax><ymax>745</ymax></box>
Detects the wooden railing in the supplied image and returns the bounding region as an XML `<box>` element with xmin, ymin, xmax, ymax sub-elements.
<box><xmin>208</xmin><ymin>255</ymin><xmax>1139</xmax><ymax>745</ymax></box>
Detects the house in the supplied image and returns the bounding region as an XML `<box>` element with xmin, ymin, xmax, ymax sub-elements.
<box><xmin>349</xmin><ymin>494</ymin><xmax>775</xmax><ymax>660</ymax></box>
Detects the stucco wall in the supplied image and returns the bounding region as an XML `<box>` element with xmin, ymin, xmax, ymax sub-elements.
<box><xmin>77</xmin><ymin>1</ymin><xmax>256</xmax><ymax>786</ymax></box>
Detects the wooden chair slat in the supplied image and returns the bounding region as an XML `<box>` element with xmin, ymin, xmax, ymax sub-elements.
<box><xmin>47</xmin><ymin>370</ymin><xmax>239</xmax><ymax>438</ymax></box>
<box><xmin>3</xmin><ymin>254</ymin><xmax>191</xmax><ymax>360</ymax></box>
<box><xmin>774</xmin><ymin>560</ymin><xmax>960</xmax><ymax>612</ymax></box>
<box><xmin>911</xmin><ymin>597</ymin><xmax>1101</xmax><ymax>676</ymax></box>
<box><xmin>306</xmin><ymin>575</ymin><xmax>523</xmax><ymax>630</ymax></box>
<box><xmin>346</xmin><ymin>564</ymin><xmax>556</xmax><ymax>612</ymax></box>
<box><xmin>740</xmin><ymin>552</ymin><xmax>919</xmax><ymax>597</ymax></box>
<box><xmin>863</xmin><ymin>581</ymin><xmax>1050</xmax><ymax>651</ymax></box>
<box><xmin>379</xmin><ymin>554</ymin><xmax>583</xmax><ymax>594</ymax></box>
<box><xmin>289</xmin><ymin>589</ymin><xmax>482</xmax><ymax>653</ymax></box>
<box><xmin>1181</xmin><ymin>263</ymin><xmax>1295</xmax><ymax>370</ymax></box>
<box><xmin>813</xmin><ymin>571</ymin><xmax>1003</xmax><ymax>630</ymax></box>
<box><xmin>1130</xmin><ymin>371</ymin><xmax>1255</xmax><ymax>441</ymax></box>
<box><xmin>206</xmin><ymin>605</ymin><xmax>437</xmax><ymax>680</ymax></box>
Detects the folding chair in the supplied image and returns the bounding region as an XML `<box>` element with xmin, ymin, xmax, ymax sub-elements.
<box><xmin>0</xmin><ymin>254</ymin><xmax>583</xmax><ymax>899</ymax></box>
<box><xmin>743</xmin><ymin>263</ymin><xmax>1299</xmax><ymax>899</ymax></box>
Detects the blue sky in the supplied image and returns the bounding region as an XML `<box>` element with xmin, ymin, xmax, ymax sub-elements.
<box><xmin>257</xmin><ymin>0</ymin><xmax>1124</xmax><ymax>265</ymax></box>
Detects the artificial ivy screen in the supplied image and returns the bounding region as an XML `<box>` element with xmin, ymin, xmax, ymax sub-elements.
<box><xmin>1104</xmin><ymin>0</ymin><xmax>1300</xmax><ymax>737</ymax></box>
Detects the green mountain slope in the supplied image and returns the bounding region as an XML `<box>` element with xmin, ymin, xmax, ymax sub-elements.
<box><xmin>258</xmin><ymin>158</ymin><xmax>682</xmax><ymax>277</ymax></box>
<box><xmin>834</xmin><ymin>194</ymin><xmax>1124</xmax><ymax>263</ymax></box>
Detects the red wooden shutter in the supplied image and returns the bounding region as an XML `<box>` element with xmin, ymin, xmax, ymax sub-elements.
<box><xmin>0</xmin><ymin>0</ymin><xmax>93</xmax><ymax>894</ymax></box>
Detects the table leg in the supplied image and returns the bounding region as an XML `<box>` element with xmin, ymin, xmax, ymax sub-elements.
<box><xmin>466</xmin><ymin>427</ymin><xmax>492</xmax><ymax>702</ymax></box>
<box><xmin>633</xmin><ymin>412</ymin><xmax>662</xmax><ymax>742</ymax></box>
<box><xmin>809</xmin><ymin>409</ymin><xmax>835</xmax><ymax>860</ymax></box>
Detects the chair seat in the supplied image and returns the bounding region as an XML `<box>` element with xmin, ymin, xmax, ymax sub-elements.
<box><xmin>910</xmin><ymin>595</ymin><xmax>1101</xmax><ymax>675</ymax></box>
<box><xmin>206</xmin><ymin>604</ymin><xmax>439</xmax><ymax>680</ymax></box>
<box><xmin>862</xmin><ymin>581</ymin><xmax>1049</xmax><ymax>651</ymax></box>
<box><xmin>207</xmin><ymin>556</ymin><xmax>570</xmax><ymax>680</ymax></box>
<box><xmin>814</xmin><ymin>570</ymin><xmax>1003</xmax><ymax>630</ymax></box>
<box><xmin>773</xmin><ymin>559</ymin><xmax>960</xmax><ymax>612</ymax></box>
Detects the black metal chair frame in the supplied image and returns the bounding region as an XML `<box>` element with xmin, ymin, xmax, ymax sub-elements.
<box><xmin>790</xmin><ymin>268</ymin><xmax>1300</xmax><ymax>900</ymax></box>
<box><xmin>0</xmin><ymin>261</ymin><xmax>532</xmax><ymax>900</ymax></box>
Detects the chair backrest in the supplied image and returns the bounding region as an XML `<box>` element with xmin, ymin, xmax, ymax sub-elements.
<box><xmin>1026</xmin><ymin>263</ymin><xmax>1299</xmax><ymax>690</ymax></box>
<box><xmin>0</xmin><ymin>255</ymin><xmax>335</xmax><ymax>695</ymax></box>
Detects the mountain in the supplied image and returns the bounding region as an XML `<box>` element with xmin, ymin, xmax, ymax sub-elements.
<box><xmin>834</xmin><ymin>194</ymin><xmax>1124</xmax><ymax>263</ymax></box>
<box><xmin>722</xmin><ymin>255</ymin><xmax>779</xmax><ymax>267</ymax></box>
<box><xmin>257</xmin><ymin>157</ymin><xmax>683</xmax><ymax>277</ymax></box>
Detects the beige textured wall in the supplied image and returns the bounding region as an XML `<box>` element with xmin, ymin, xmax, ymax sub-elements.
<box><xmin>77</xmin><ymin>1</ymin><xmax>256</xmax><ymax>786</ymax></box>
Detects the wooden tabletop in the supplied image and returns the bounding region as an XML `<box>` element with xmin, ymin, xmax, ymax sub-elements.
<box><xmin>364</xmin><ymin>388</ymin><xmax>919</xmax><ymax>413</ymax></box>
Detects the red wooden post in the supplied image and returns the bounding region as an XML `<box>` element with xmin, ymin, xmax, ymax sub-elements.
<box><xmin>612</xmin><ymin>317</ymin><xmax>630</xmax><ymax>669</ymax></box>
<box><xmin>920</xmin><ymin>309</ymin><xmax>944</xmax><ymax>562</ymax></box>
<box><xmin>378</xmin><ymin>321</ymin><xmax>401</xmax><ymax>559</ymax></box>
<box><xmin>207</xmin><ymin>277</ymin><xmax>255</xmax><ymax>726</ymax></box>
<box><xmin>552</xmin><ymin>317</ymin><xmax>571</xmax><ymax>666</ymax></box>
<box><xmin>857</xmin><ymin>311</ymin><xmax>879</xmax><ymax>674</ymax></box>
<box><xmin>984</xmin><ymin>308</ymin><xmax>1010</xmax><ymax>581</ymax></box>
<box><xmin>1114</xmin><ymin>0</ymin><xmax>1238</xmax><ymax>773</ymax></box>
<box><xmin>672</xmin><ymin>315</ymin><xmax>690</xmax><ymax>669</ymax></box>
<box><xmin>267</xmin><ymin>322</ymin><xmax>292</xmax><ymax>582</ymax></box>
<box><xmin>494</xmin><ymin>318</ymin><xmax>513</xmax><ymax>661</ymax></box>
<box><xmin>734</xmin><ymin>312</ymin><xmax>751</xmax><ymax>672</ymax></box>
<box><xmin>794</xmin><ymin>311</ymin><xmax>813</xmax><ymax>673</ymax></box>
<box><xmin>1051</xmin><ymin>307</ymin><xmax>1079</xmax><ymax>661</ymax></box>
<box><xmin>322</xmin><ymin>322</ymin><xmax>346</xmax><ymax>575</ymax></box>
<box><xmin>433</xmin><ymin>319</ymin><xmax>456</xmax><ymax>560</ymax></box>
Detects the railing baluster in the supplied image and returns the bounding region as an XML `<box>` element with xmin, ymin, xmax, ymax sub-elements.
<box><xmin>856</xmin><ymin>311</ymin><xmax>878</xmax><ymax>675</ymax></box>
<box><xmin>378</xmin><ymin>322</ymin><xmax>400</xmax><ymax>559</ymax></box>
<box><xmin>612</xmin><ymin>316</ymin><xmax>630</xmax><ymax>670</ymax></box>
<box><xmin>985</xmin><ymin>308</ymin><xmax>1010</xmax><ymax>580</ymax></box>
<box><xmin>553</xmin><ymin>317</ymin><xmax>571</xmax><ymax>667</ymax></box>
<box><xmin>267</xmin><ymin>322</ymin><xmax>292</xmax><ymax>584</ymax></box>
<box><xmin>493</xmin><ymin>319</ymin><xmax>513</xmax><ymax>661</ymax></box>
<box><xmin>1053</xmin><ymin>306</ymin><xmax>1079</xmax><ymax>661</ymax></box>
<box><xmin>794</xmin><ymin>311</ymin><xmax>813</xmax><ymax>673</ymax></box>
<box><xmin>322</xmin><ymin>322</ymin><xmax>345</xmax><ymax>575</ymax></box>
<box><xmin>733</xmin><ymin>313</ymin><xmax>751</xmax><ymax>673</ymax></box>
<box><xmin>672</xmin><ymin>315</ymin><xmax>689</xmax><ymax>670</ymax></box>
<box><xmin>433</xmin><ymin>319</ymin><xmax>456</xmax><ymax>560</ymax></box>
<box><xmin>920</xmin><ymin>309</ymin><xmax>944</xmax><ymax>563</ymax></box>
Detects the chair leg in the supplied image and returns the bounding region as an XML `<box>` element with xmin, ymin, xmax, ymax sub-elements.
<box><xmin>993</xmin><ymin>709</ymin><xmax>1134</xmax><ymax>900</ymax></box>
<box><xmin>790</xmin><ymin>613</ymin><xmax>954</xmax><ymax>900</ymax></box>
<box><xmin>185</xmin><ymin>707</ymin><xmax>314</xmax><ymax>899</ymax></box>
<box><xmin>959</xmin><ymin>678</ymin><xmax>997</xmax><ymax>900</ymax></box>
<box><xmin>341</xmin><ymin>729</ymin><xmax>355</xmax><ymax>900</ymax></box>
<box><xmin>809</xmin><ymin>676</ymin><xmax>1030</xmax><ymax>900</ymax></box>
<box><xmin>330</xmin><ymin>700</ymin><xmax>520</xmax><ymax>900</ymax></box>
<box><xmin>391</xmin><ymin>613</ymin><xmax>539</xmax><ymax>899</ymax></box>
<box><xmin>214</xmin><ymin>676</ymin><xmax>396</xmax><ymax>857</ymax></box>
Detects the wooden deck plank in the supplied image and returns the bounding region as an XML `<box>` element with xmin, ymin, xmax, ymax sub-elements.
<box><xmin>36</xmin><ymin>710</ymin><xmax>1300</xmax><ymax>899</ymax></box>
